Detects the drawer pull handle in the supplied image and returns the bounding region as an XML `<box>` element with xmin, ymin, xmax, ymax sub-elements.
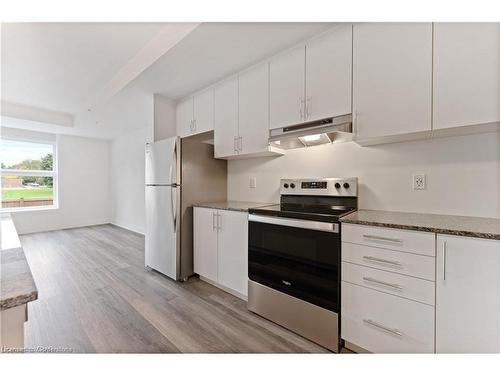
<box><xmin>363</xmin><ymin>277</ymin><xmax>403</xmax><ymax>290</ymax></box>
<box><xmin>363</xmin><ymin>319</ymin><xmax>403</xmax><ymax>337</ymax></box>
<box><xmin>362</xmin><ymin>256</ymin><xmax>402</xmax><ymax>266</ymax></box>
<box><xmin>363</xmin><ymin>234</ymin><xmax>403</xmax><ymax>243</ymax></box>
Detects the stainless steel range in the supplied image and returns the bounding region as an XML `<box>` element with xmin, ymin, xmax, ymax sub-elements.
<box><xmin>247</xmin><ymin>177</ymin><xmax>358</xmax><ymax>352</ymax></box>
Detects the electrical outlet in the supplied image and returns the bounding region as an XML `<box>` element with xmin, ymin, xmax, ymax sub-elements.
<box><xmin>413</xmin><ymin>174</ymin><xmax>426</xmax><ymax>190</ymax></box>
<box><xmin>249</xmin><ymin>177</ymin><xmax>257</xmax><ymax>189</ymax></box>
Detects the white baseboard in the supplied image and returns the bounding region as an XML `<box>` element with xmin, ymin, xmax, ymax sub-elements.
<box><xmin>15</xmin><ymin>218</ymin><xmax>112</xmax><ymax>235</ymax></box>
<box><xmin>110</xmin><ymin>221</ymin><xmax>145</xmax><ymax>236</ymax></box>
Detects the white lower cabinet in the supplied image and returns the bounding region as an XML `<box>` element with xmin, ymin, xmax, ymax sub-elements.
<box><xmin>193</xmin><ymin>207</ymin><xmax>248</xmax><ymax>298</ymax></box>
<box><xmin>436</xmin><ymin>235</ymin><xmax>500</xmax><ymax>353</ymax></box>
<box><xmin>342</xmin><ymin>282</ymin><xmax>435</xmax><ymax>353</ymax></box>
<box><xmin>341</xmin><ymin>223</ymin><xmax>436</xmax><ymax>353</ymax></box>
<box><xmin>217</xmin><ymin>210</ymin><xmax>248</xmax><ymax>296</ymax></box>
<box><xmin>193</xmin><ymin>206</ymin><xmax>218</xmax><ymax>281</ymax></box>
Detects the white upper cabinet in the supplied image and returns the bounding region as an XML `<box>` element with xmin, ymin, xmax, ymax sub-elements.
<box><xmin>433</xmin><ymin>23</ymin><xmax>500</xmax><ymax>131</ymax></box>
<box><xmin>176</xmin><ymin>89</ymin><xmax>214</xmax><ymax>138</ymax></box>
<box><xmin>305</xmin><ymin>25</ymin><xmax>352</xmax><ymax>122</ymax></box>
<box><xmin>269</xmin><ymin>45</ymin><xmax>306</xmax><ymax>130</ymax></box>
<box><xmin>176</xmin><ymin>97</ymin><xmax>194</xmax><ymax>138</ymax></box>
<box><xmin>193</xmin><ymin>88</ymin><xmax>214</xmax><ymax>134</ymax></box>
<box><xmin>352</xmin><ymin>23</ymin><xmax>433</xmax><ymax>141</ymax></box>
<box><xmin>436</xmin><ymin>235</ymin><xmax>500</xmax><ymax>353</ymax></box>
<box><xmin>238</xmin><ymin>63</ymin><xmax>270</xmax><ymax>155</ymax></box>
<box><xmin>214</xmin><ymin>77</ymin><xmax>239</xmax><ymax>158</ymax></box>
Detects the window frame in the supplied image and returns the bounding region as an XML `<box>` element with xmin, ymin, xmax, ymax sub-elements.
<box><xmin>1</xmin><ymin>137</ymin><xmax>59</xmax><ymax>212</ymax></box>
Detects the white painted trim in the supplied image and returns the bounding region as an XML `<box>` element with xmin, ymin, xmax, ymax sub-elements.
<box><xmin>84</xmin><ymin>23</ymin><xmax>200</xmax><ymax>110</ymax></box>
<box><xmin>1</xmin><ymin>101</ymin><xmax>74</xmax><ymax>127</ymax></box>
<box><xmin>2</xmin><ymin>205</ymin><xmax>58</xmax><ymax>214</ymax></box>
<box><xmin>110</xmin><ymin>221</ymin><xmax>145</xmax><ymax>236</ymax></box>
<box><xmin>14</xmin><ymin>218</ymin><xmax>112</xmax><ymax>235</ymax></box>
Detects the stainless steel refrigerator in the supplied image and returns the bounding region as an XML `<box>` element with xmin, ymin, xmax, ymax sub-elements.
<box><xmin>145</xmin><ymin>132</ymin><xmax>227</xmax><ymax>280</ymax></box>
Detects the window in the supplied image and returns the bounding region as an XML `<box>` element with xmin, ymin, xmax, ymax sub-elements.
<box><xmin>1</xmin><ymin>138</ymin><xmax>58</xmax><ymax>211</ymax></box>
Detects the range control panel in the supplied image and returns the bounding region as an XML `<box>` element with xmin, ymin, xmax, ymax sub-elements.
<box><xmin>280</xmin><ymin>177</ymin><xmax>358</xmax><ymax>197</ymax></box>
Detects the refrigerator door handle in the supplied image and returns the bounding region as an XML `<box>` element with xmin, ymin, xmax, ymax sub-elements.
<box><xmin>171</xmin><ymin>186</ymin><xmax>177</xmax><ymax>232</ymax></box>
<box><xmin>169</xmin><ymin>139</ymin><xmax>179</xmax><ymax>186</ymax></box>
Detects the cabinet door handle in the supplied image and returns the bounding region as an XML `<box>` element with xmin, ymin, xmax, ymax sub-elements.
<box><xmin>443</xmin><ymin>241</ymin><xmax>447</xmax><ymax>281</ymax></box>
<box><xmin>212</xmin><ymin>212</ymin><xmax>217</xmax><ymax>231</ymax></box>
<box><xmin>299</xmin><ymin>96</ymin><xmax>304</xmax><ymax>121</ymax></box>
<box><xmin>363</xmin><ymin>319</ymin><xmax>403</xmax><ymax>337</ymax></box>
<box><xmin>363</xmin><ymin>234</ymin><xmax>403</xmax><ymax>244</ymax></box>
<box><xmin>233</xmin><ymin>136</ymin><xmax>237</xmax><ymax>153</ymax></box>
<box><xmin>354</xmin><ymin>110</ymin><xmax>359</xmax><ymax>133</ymax></box>
<box><xmin>362</xmin><ymin>256</ymin><xmax>402</xmax><ymax>267</ymax></box>
<box><xmin>189</xmin><ymin>119</ymin><xmax>193</xmax><ymax>132</ymax></box>
<box><xmin>217</xmin><ymin>213</ymin><xmax>222</xmax><ymax>231</ymax></box>
<box><xmin>363</xmin><ymin>277</ymin><xmax>403</xmax><ymax>290</ymax></box>
<box><xmin>306</xmin><ymin>96</ymin><xmax>311</xmax><ymax>120</ymax></box>
<box><xmin>238</xmin><ymin>136</ymin><xmax>243</xmax><ymax>151</ymax></box>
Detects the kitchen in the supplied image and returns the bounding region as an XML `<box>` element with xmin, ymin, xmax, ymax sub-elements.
<box><xmin>1</xmin><ymin>5</ymin><xmax>500</xmax><ymax>374</ymax></box>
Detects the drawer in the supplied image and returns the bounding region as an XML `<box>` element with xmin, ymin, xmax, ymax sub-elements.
<box><xmin>342</xmin><ymin>242</ymin><xmax>435</xmax><ymax>281</ymax></box>
<box><xmin>341</xmin><ymin>282</ymin><xmax>435</xmax><ymax>353</ymax></box>
<box><xmin>342</xmin><ymin>223</ymin><xmax>435</xmax><ymax>256</ymax></box>
<box><xmin>342</xmin><ymin>262</ymin><xmax>435</xmax><ymax>305</ymax></box>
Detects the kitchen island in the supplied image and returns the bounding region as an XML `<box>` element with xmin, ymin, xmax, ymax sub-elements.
<box><xmin>1</xmin><ymin>214</ymin><xmax>38</xmax><ymax>350</ymax></box>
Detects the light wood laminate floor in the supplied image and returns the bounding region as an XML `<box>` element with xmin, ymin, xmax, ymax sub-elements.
<box><xmin>21</xmin><ymin>224</ymin><xmax>334</xmax><ymax>353</ymax></box>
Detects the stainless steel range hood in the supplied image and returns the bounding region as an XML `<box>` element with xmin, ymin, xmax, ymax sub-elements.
<box><xmin>269</xmin><ymin>114</ymin><xmax>352</xmax><ymax>150</ymax></box>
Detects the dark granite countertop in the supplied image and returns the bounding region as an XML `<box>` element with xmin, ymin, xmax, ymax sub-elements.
<box><xmin>340</xmin><ymin>209</ymin><xmax>500</xmax><ymax>240</ymax></box>
<box><xmin>193</xmin><ymin>201</ymin><xmax>275</xmax><ymax>212</ymax></box>
<box><xmin>1</xmin><ymin>215</ymin><xmax>38</xmax><ymax>310</ymax></box>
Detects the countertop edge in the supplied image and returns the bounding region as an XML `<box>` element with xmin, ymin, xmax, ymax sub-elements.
<box><xmin>340</xmin><ymin>218</ymin><xmax>500</xmax><ymax>240</ymax></box>
<box><xmin>1</xmin><ymin>214</ymin><xmax>39</xmax><ymax>311</ymax></box>
<box><xmin>0</xmin><ymin>289</ymin><xmax>38</xmax><ymax>311</ymax></box>
<box><xmin>193</xmin><ymin>205</ymin><xmax>249</xmax><ymax>212</ymax></box>
<box><xmin>193</xmin><ymin>201</ymin><xmax>274</xmax><ymax>212</ymax></box>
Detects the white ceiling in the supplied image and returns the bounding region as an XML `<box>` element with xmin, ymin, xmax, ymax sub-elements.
<box><xmin>135</xmin><ymin>22</ymin><xmax>332</xmax><ymax>99</ymax></box>
<box><xmin>1</xmin><ymin>22</ymin><xmax>333</xmax><ymax>139</ymax></box>
<box><xmin>1</xmin><ymin>23</ymin><xmax>166</xmax><ymax>113</ymax></box>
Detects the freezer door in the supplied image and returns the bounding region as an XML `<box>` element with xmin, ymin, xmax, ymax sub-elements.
<box><xmin>145</xmin><ymin>185</ymin><xmax>179</xmax><ymax>279</ymax></box>
<box><xmin>145</xmin><ymin>137</ymin><xmax>179</xmax><ymax>185</ymax></box>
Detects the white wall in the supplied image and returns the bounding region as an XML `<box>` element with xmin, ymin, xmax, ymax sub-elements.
<box><xmin>110</xmin><ymin>126</ymin><xmax>152</xmax><ymax>234</ymax></box>
<box><xmin>153</xmin><ymin>94</ymin><xmax>176</xmax><ymax>141</ymax></box>
<box><xmin>12</xmin><ymin>134</ymin><xmax>112</xmax><ymax>234</ymax></box>
<box><xmin>228</xmin><ymin>132</ymin><xmax>500</xmax><ymax>218</ymax></box>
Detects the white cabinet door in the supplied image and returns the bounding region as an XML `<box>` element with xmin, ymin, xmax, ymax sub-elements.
<box><xmin>176</xmin><ymin>97</ymin><xmax>194</xmax><ymax>138</ymax></box>
<box><xmin>352</xmin><ymin>23</ymin><xmax>432</xmax><ymax>139</ymax></box>
<box><xmin>193</xmin><ymin>88</ymin><xmax>214</xmax><ymax>134</ymax></box>
<box><xmin>217</xmin><ymin>210</ymin><xmax>248</xmax><ymax>296</ymax></box>
<box><xmin>269</xmin><ymin>45</ymin><xmax>306</xmax><ymax>129</ymax></box>
<box><xmin>305</xmin><ymin>25</ymin><xmax>352</xmax><ymax>122</ymax></box>
<box><xmin>436</xmin><ymin>235</ymin><xmax>500</xmax><ymax>353</ymax></box>
<box><xmin>433</xmin><ymin>23</ymin><xmax>500</xmax><ymax>130</ymax></box>
<box><xmin>214</xmin><ymin>77</ymin><xmax>239</xmax><ymax>158</ymax></box>
<box><xmin>193</xmin><ymin>207</ymin><xmax>218</xmax><ymax>282</ymax></box>
<box><xmin>238</xmin><ymin>63</ymin><xmax>270</xmax><ymax>155</ymax></box>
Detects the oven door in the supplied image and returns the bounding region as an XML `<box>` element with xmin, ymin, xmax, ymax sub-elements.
<box><xmin>248</xmin><ymin>214</ymin><xmax>340</xmax><ymax>312</ymax></box>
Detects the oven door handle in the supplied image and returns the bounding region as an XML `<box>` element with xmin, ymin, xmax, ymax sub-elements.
<box><xmin>248</xmin><ymin>214</ymin><xmax>339</xmax><ymax>233</ymax></box>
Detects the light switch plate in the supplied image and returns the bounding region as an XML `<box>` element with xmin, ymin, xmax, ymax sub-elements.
<box><xmin>413</xmin><ymin>174</ymin><xmax>426</xmax><ymax>190</ymax></box>
<box><xmin>249</xmin><ymin>177</ymin><xmax>257</xmax><ymax>189</ymax></box>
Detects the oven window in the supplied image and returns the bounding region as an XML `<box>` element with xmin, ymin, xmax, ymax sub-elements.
<box><xmin>249</xmin><ymin>221</ymin><xmax>340</xmax><ymax>312</ymax></box>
